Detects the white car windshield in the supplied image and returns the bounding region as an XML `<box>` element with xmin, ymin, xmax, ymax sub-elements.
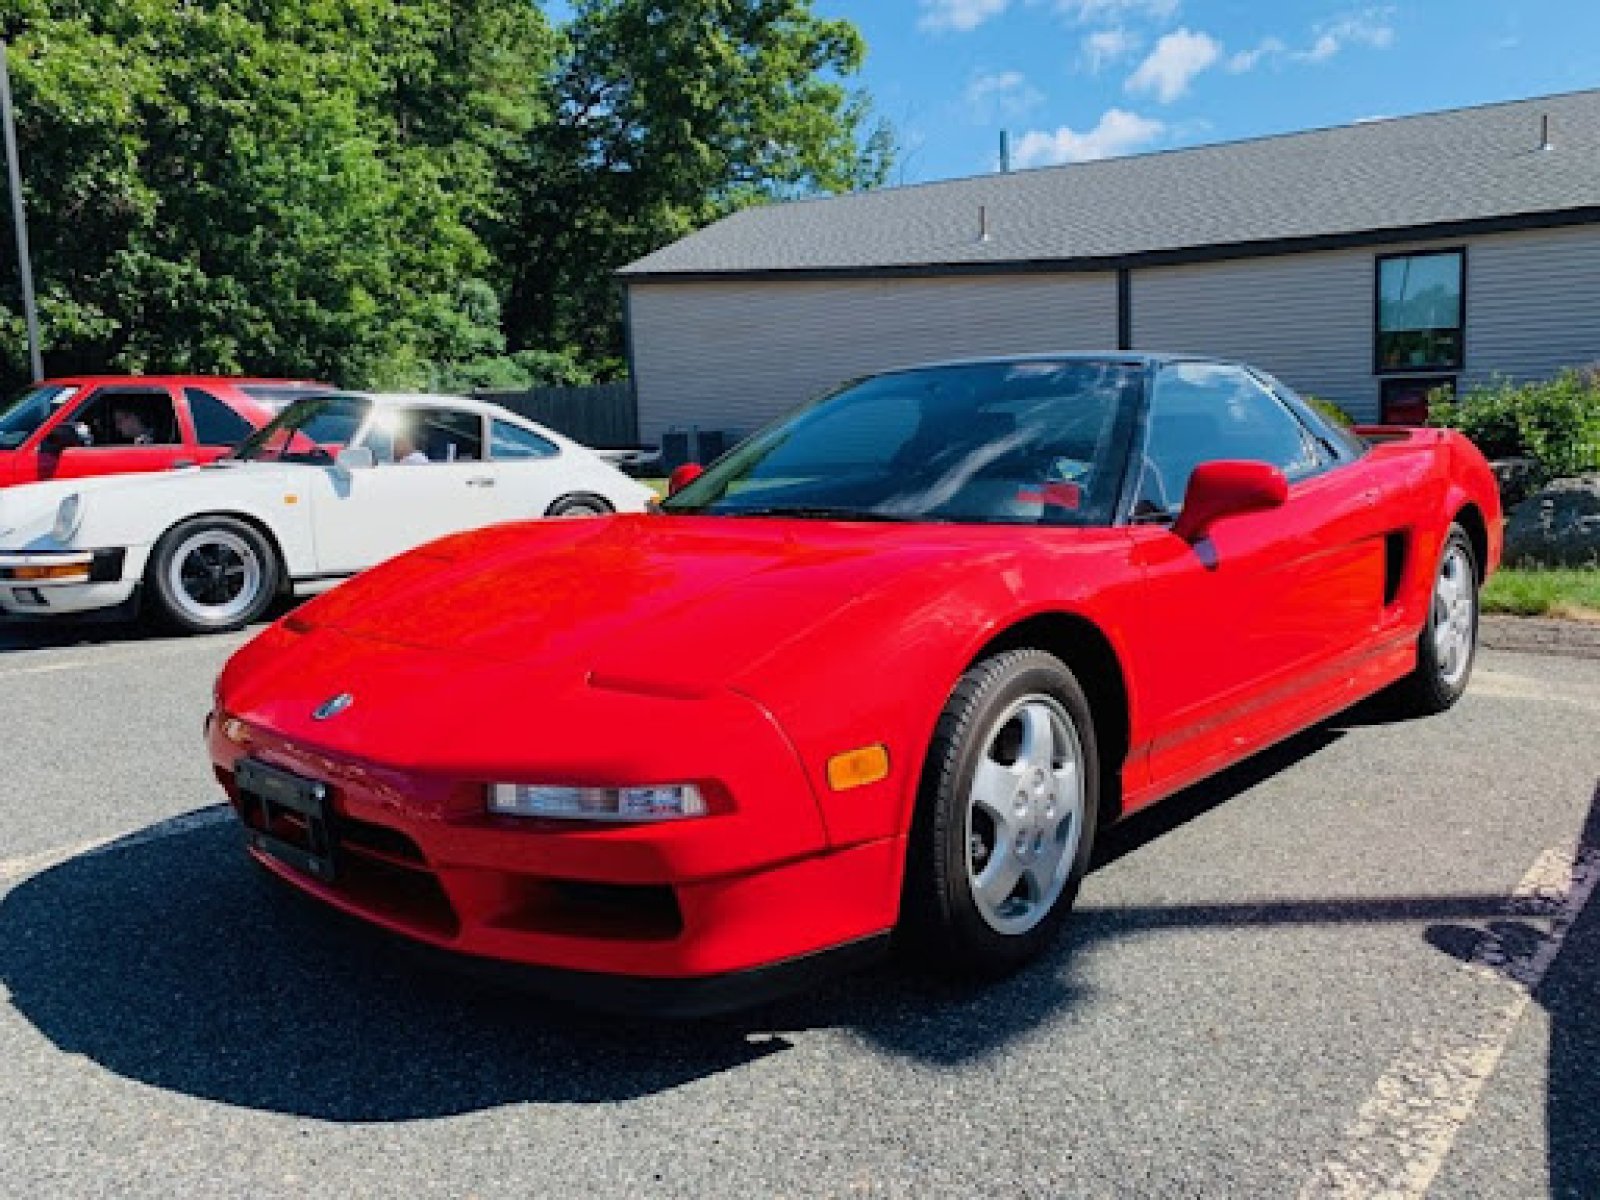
<box><xmin>232</xmin><ymin>395</ymin><xmax>371</xmax><ymax>464</ymax></box>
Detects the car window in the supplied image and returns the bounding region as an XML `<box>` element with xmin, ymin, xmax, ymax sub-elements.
<box><xmin>489</xmin><ymin>419</ymin><xmax>559</xmax><ymax>460</ymax></box>
<box><xmin>664</xmin><ymin>359</ymin><xmax>1144</xmax><ymax>527</ymax></box>
<box><xmin>1136</xmin><ymin>363</ymin><xmax>1323</xmax><ymax>517</ymax></box>
<box><xmin>69</xmin><ymin>388</ymin><xmax>182</xmax><ymax>448</ymax></box>
<box><xmin>0</xmin><ymin>385</ymin><xmax>78</xmax><ymax>449</ymax></box>
<box><xmin>366</xmin><ymin>407</ymin><xmax>485</xmax><ymax>465</ymax></box>
<box><xmin>186</xmin><ymin>387</ymin><xmax>256</xmax><ymax>447</ymax></box>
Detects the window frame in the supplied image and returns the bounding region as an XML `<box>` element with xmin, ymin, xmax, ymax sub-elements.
<box><xmin>364</xmin><ymin>404</ymin><xmax>487</xmax><ymax>467</ymax></box>
<box><xmin>1373</xmin><ymin>247</ymin><xmax>1467</xmax><ymax>376</ymax></box>
<box><xmin>1121</xmin><ymin>360</ymin><xmax>1344</xmax><ymax>525</ymax></box>
<box><xmin>66</xmin><ymin>385</ymin><xmax>186</xmax><ymax>449</ymax></box>
<box><xmin>487</xmin><ymin>417</ymin><xmax>562</xmax><ymax>462</ymax></box>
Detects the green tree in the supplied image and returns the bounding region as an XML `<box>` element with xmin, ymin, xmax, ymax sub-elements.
<box><xmin>0</xmin><ymin>0</ymin><xmax>554</xmax><ymax>389</ymax></box>
<box><xmin>505</xmin><ymin>0</ymin><xmax>891</xmax><ymax>364</ymax></box>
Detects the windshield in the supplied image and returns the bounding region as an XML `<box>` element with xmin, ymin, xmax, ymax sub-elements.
<box><xmin>232</xmin><ymin>394</ymin><xmax>369</xmax><ymax>464</ymax></box>
<box><xmin>663</xmin><ymin>360</ymin><xmax>1145</xmax><ymax>526</ymax></box>
<box><xmin>0</xmin><ymin>385</ymin><xmax>79</xmax><ymax>450</ymax></box>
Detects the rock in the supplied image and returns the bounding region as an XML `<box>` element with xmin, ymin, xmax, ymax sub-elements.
<box><xmin>1503</xmin><ymin>474</ymin><xmax>1600</xmax><ymax>567</ymax></box>
<box><xmin>1488</xmin><ymin>457</ymin><xmax>1541</xmax><ymax>508</ymax></box>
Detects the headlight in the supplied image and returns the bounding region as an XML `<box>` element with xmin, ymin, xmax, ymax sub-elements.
<box><xmin>53</xmin><ymin>493</ymin><xmax>83</xmax><ymax>542</ymax></box>
<box><xmin>487</xmin><ymin>783</ymin><xmax>707</xmax><ymax>821</ymax></box>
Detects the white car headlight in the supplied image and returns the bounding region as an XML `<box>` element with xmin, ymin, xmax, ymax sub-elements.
<box><xmin>487</xmin><ymin>783</ymin><xmax>707</xmax><ymax>822</ymax></box>
<box><xmin>53</xmin><ymin>493</ymin><xmax>83</xmax><ymax>542</ymax></box>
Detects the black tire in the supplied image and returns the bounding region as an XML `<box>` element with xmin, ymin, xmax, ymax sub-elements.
<box><xmin>146</xmin><ymin>516</ymin><xmax>281</xmax><ymax>635</ymax></box>
<box><xmin>901</xmin><ymin>648</ymin><xmax>1100</xmax><ymax>978</ymax></box>
<box><xmin>545</xmin><ymin>492</ymin><xmax>614</xmax><ymax>518</ymax></box>
<box><xmin>1390</xmin><ymin>522</ymin><xmax>1480</xmax><ymax>716</ymax></box>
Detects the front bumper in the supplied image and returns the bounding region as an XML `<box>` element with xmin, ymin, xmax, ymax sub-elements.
<box><xmin>0</xmin><ymin>548</ymin><xmax>137</xmax><ymax>616</ymax></box>
<box><xmin>208</xmin><ymin>706</ymin><xmax>905</xmax><ymax>1000</ymax></box>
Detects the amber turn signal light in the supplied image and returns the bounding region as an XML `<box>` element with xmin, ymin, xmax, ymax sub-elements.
<box><xmin>826</xmin><ymin>744</ymin><xmax>890</xmax><ymax>792</ymax></box>
<box><xmin>5</xmin><ymin>563</ymin><xmax>88</xmax><ymax>582</ymax></box>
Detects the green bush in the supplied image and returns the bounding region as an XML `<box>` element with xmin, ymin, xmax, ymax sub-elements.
<box><xmin>1303</xmin><ymin>396</ymin><xmax>1355</xmax><ymax>427</ymax></box>
<box><xmin>1429</xmin><ymin>368</ymin><xmax>1600</xmax><ymax>484</ymax></box>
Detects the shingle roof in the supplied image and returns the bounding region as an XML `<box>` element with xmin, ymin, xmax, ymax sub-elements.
<box><xmin>621</xmin><ymin>90</ymin><xmax>1600</xmax><ymax>280</ymax></box>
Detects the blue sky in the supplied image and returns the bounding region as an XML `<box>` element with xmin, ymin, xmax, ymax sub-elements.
<box><xmin>822</xmin><ymin>2</ymin><xmax>1600</xmax><ymax>184</ymax></box>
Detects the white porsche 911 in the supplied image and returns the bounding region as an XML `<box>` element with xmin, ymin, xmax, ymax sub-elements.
<box><xmin>0</xmin><ymin>392</ymin><xmax>656</xmax><ymax>632</ymax></box>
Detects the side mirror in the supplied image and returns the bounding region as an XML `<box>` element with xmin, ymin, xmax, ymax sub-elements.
<box><xmin>1171</xmin><ymin>460</ymin><xmax>1288</xmax><ymax>543</ymax></box>
<box><xmin>42</xmin><ymin>422</ymin><xmax>89</xmax><ymax>452</ymax></box>
<box><xmin>335</xmin><ymin>445</ymin><xmax>375</xmax><ymax>471</ymax></box>
<box><xmin>667</xmin><ymin>462</ymin><xmax>705</xmax><ymax>497</ymax></box>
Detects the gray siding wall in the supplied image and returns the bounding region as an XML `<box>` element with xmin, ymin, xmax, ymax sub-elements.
<box><xmin>1131</xmin><ymin>224</ymin><xmax>1600</xmax><ymax>421</ymax></box>
<box><xmin>631</xmin><ymin>222</ymin><xmax>1600</xmax><ymax>438</ymax></box>
<box><xmin>629</xmin><ymin>274</ymin><xmax>1117</xmax><ymax>444</ymax></box>
<box><xmin>1462</xmin><ymin>224</ymin><xmax>1600</xmax><ymax>385</ymax></box>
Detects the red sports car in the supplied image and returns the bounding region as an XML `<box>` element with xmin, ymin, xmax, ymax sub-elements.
<box><xmin>0</xmin><ymin>375</ymin><xmax>326</xmax><ymax>487</ymax></box>
<box><xmin>208</xmin><ymin>355</ymin><xmax>1501</xmax><ymax>1013</ymax></box>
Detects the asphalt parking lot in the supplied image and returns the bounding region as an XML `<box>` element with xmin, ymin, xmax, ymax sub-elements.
<box><xmin>0</xmin><ymin>620</ymin><xmax>1596</xmax><ymax>1198</ymax></box>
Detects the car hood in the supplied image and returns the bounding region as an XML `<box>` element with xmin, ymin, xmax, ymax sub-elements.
<box><xmin>292</xmin><ymin>514</ymin><xmax>1030</xmax><ymax>693</ymax></box>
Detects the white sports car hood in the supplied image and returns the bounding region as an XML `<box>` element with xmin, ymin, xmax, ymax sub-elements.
<box><xmin>0</xmin><ymin>463</ymin><xmax>288</xmax><ymax>550</ymax></box>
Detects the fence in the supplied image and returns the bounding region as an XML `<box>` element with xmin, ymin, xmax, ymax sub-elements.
<box><xmin>475</xmin><ymin>382</ymin><xmax>638</xmax><ymax>449</ymax></box>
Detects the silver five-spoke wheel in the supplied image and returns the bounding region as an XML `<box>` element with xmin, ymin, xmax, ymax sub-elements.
<box><xmin>1432</xmin><ymin>541</ymin><xmax>1475</xmax><ymax>689</ymax></box>
<box><xmin>966</xmin><ymin>694</ymin><xmax>1086</xmax><ymax>936</ymax></box>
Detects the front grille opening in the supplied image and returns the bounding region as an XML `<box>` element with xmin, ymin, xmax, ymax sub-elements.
<box><xmin>337</xmin><ymin>854</ymin><xmax>460</xmax><ymax>939</ymax></box>
<box><xmin>339</xmin><ymin>818</ymin><xmax>427</xmax><ymax>866</ymax></box>
<box><xmin>488</xmin><ymin>879</ymin><xmax>683</xmax><ymax>942</ymax></box>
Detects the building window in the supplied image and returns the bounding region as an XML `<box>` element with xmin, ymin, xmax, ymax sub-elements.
<box><xmin>1376</xmin><ymin>250</ymin><xmax>1465</xmax><ymax>373</ymax></box>
<box><xmin>1380</xmin><ymin>376</ymin><xmax>1457</xmax><ymax>427</ymax></box>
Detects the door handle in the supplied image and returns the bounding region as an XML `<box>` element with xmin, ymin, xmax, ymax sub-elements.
<box><xmin>466</xmin><ymin>477</ymin><xmax>497</xmax><ymax>488</ymax></box>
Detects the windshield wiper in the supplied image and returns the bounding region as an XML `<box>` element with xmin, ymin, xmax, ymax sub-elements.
<box><xmin>717</xmin><ymin>505</ymin><xmax>924</xmax><ymax>523</ymax></box>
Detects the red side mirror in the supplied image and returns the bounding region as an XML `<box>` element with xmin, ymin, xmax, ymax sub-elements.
<box><xmin>667</xmin><ymin>463</ymin><xmax>705</xmax><ymax>497</ymax></box>
<box><xmin>1171</xmin><ymin>460</ymin><xmax>1288</xmax><ymax>543</ymax></box>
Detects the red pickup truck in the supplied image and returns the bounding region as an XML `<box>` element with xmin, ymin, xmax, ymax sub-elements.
<box><xmin>0</xmin><ymin>375</ymin><xmax>328</xmax><ymax>487</ymax></box>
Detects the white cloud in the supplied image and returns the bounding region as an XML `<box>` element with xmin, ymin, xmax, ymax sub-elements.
<box><xmin>1126</xmin><ymin>28</ymin><xmax>1222</xmax><ymax>102</ymax></box>
<box><xmin>1296</xmin><ymin>8</ymin><xmax>1396</xmax><ymax>62</ymax></box>
<box><xmin>964</xmin><ymin>70</ymin><xmax>1046</xmax><ymax>120</ymax></box>
<box><xmin>1012</xmin><ymin>108</ymin><xmax>1166</xmax><ymax>166</ymax></box>
<box><xmin>918</xmin><ymin>0</ymin><xmax>1010</xmax><ymax>33</ymax></box>
<box><xmin>1226</xmin><ymin>36</ymin><xmax>1285</xmax><ymax>73</ymax></box>
<box><xmin>1083</xmin><ymin>28</ymin><xmax>1141</xmax><ymax>72</ymax></box>
<box><xmin>1054</xmin><ymin>0</ymin><xmax>1180</xmax><ymax>24</ymax></box>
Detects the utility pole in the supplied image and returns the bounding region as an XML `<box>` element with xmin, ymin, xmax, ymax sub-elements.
<box><xmin>0</xmin><ymin>39</ymin><xmax>42</xmax><ymax>382</ymax></box>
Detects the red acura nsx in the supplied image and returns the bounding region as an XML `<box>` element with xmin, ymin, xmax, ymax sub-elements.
<box><xmin>208</xmin><ymin>355</ymin><xmax>1502</xmax><ymax>1013</ymax></box>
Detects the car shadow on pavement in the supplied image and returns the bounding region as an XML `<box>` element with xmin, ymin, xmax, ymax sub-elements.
<box><xmin>0</xmin><ymin>599</ymin><xmax>299</xmax><ymax>653</ymax></box>
<box><xmin>1423</xmin><ymin>784</ymin><xmax>1600</xmax><ymax>1200</ymax></box>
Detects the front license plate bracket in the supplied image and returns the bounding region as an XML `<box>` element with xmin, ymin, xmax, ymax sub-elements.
<box><xmin>236</xmin><ymin>758</ymin><xmax>339</xmax><ymax>882</ymax></box>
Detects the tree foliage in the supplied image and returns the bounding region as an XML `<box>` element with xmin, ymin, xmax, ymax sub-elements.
<box><xmin>0</xmin><ymin>0</ymin><xmax>888</xmax><ymax>393</ymax></box>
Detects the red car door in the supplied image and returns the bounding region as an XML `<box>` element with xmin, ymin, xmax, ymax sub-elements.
<box><xmin>1121</xmin><ymin>363</ymin><xmax>1388</xmax><ymax>804</ymax></box>
<box><xmin>31</xmin><ymin>384</ymin><xmax>192</xmax><ymax>482</ymax></box>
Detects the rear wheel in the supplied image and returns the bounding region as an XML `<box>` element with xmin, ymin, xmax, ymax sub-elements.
<box><xmin>1391</xmin><ymin>523</ymin><xmax>1479</xmax><ymax>715</ymax></box>
<box><xmin>147</xmin><ymin>516</ymin><xmax>280</xmax><ymax>634</ymax></box>
<box><xmin>901</xmin><ymin>648</ymin><xmax>1100</xmax><ymax>977</ymax></box>
<box><xmin>545</xmin><ymin>492</ymin><xmax>613</xmax><ymax>518</ymax></box>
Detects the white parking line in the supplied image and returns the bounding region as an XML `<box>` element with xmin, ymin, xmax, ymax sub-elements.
<box><xmin>1299</xmin><ymin>834</ymin><xmax>1600</xmax><ymax>1199</ymax></box>
<box><xmin>0</xmin><ymin>806</ymin><xmax>232</xmax><ymax>885</ymax></box>
<box><xmin>0</xmin><ymin>634</ymin><xmax>250</xmax><ymax>681</ymax></box>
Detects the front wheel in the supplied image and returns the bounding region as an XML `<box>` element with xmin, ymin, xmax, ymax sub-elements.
<box><xmin>1391</xmin><ymin>523</ymin><xmax>1479</xmax><ymax>716</ymax></box>
<box><xmin>901</xmin><ymin>648</ymin><xmax>1100</xmax><ymax>978</ymax></box>
<box><xmin>146</xmin><ymin>516</ymin><xmax>280</xmax><ymax>634</ymax></box>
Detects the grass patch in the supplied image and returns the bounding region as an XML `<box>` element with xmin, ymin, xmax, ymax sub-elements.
<box><xmin>1483</xmin><ymin>567</ymin><xmax>1600</xmax><ymax>620</ymax></box>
